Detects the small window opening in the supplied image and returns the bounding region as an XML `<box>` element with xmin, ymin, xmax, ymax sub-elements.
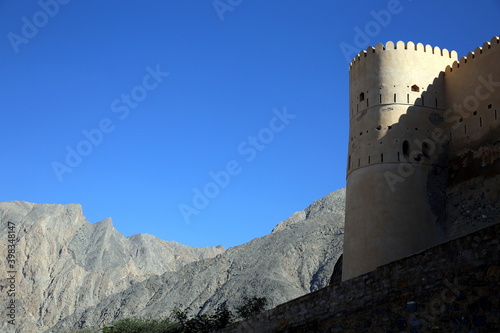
<box><xmin>402</xmin><ymin>140</ymin><xmax>410</xmax><ymax>157</ymax></box>
<box><xmin>380</xmin><ymin>153</ymin><xmax>384</xmax><ymax>162</ymax></box>
<box><xmin>480</xmin><ymin>117</ymin><xmax>482</xmax><ymax>127</ymax></box>
<box><xmin>397</xmin><ymin>152</ymin><xmax>400</xmax><ymax>161</ymax></box>
<box><xmin>376</xmin><ymin>125</ymin><xmax>381</xmax><ymax>131</ymax></box>
<box><xmin>435</xmin><ymin>98</ymin><xmax>438</xmax><ymax>108</ymax></box>
<box><xmin>388</xmin><ymin>126</ymin><xmax>392</xmax><ymax>130</ymax></box>
<box><xmin>488</xmin><ymin>104</ymin><xmax>493</xmax><ymax>109</ymax></box>
<box><xmin>422</xmin><ymin>142</ymin><xmax>431</xmax><ymax>158</ymax></box>
<box><xmin>458</xmin><ymin>118</ymin><xmax>463</xmax><ymax>123</ymax></box>
<box><xmin>473</xmin><ymin>111</ymin><xmax>477</xmax><ymax>116</ymax></box>
<box><xmin>348</xmin><ymin>155</ymin><xmax>351</xmax><ymax>170</ymax></box>
<box><xmin>464</xmin><ymin>125</ymin><xmax>467</xmax><ymax>134</ymax></box>
<box><xmin>411</xmin><ymin>85</ymin><xmax>420</xmax><ymax>92</ymax></box>
<box><xmin>379</xmin><ymin>94</ymin><xmax>382</xmax><ymax>103</ymax></box>
<box><xmin>394</xmin><ymin>94</ymin><xmax>397</xmax><ymax>102</ymax></box>
<box><xmin>368</xmin><ymin>155</ymin><xmax>371</xmax><ymax>164</ymax></box>
<box><xmin>407</xmin><ymin>94</ymin><xmax>409</xmax><ymax>103</ymax></box>
<box><xmin>359</xmin><ymin>92</ymin><xmax>365</xmax><ymax>101</ymax></box>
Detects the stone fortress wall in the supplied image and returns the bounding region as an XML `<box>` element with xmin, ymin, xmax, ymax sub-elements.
<box><xmin>343</xmin><ymin>36</ymin><xmax>500</xmax><ymax>281</ymax></box>
<box><xmin>443</xmin><ymin>38</ymin><xmax>500</xmax><ymax>240</ymax></box>
<box><xmin>221</xmin><ymin>223</ymin><xmax>500</xmax><ymax>332</ymax></box>
<box><xmin>221</xmin><ymin>36</ymin><xmax>500</xmax><ymax>332</ymax></box>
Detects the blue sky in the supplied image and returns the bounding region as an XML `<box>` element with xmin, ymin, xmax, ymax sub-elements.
<box><xmin>1</xmin><ymin>0</ymin><xmax>499</xmax><ymax>248</ymax></box>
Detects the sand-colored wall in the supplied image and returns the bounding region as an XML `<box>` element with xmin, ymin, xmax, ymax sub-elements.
<box><xmin>444</xmin><ymin>36</ymin><xmax>500</xmax><ymax>152</ymax></box>
<box><xmin>343</xmin><ymin>41</ymin><xmax>456</xmax><ymax>280</ymax></box>
<box><xmin>443</xmin><ymin>36</ymin><xmax>500</xmax><ymax>240</ymax></box>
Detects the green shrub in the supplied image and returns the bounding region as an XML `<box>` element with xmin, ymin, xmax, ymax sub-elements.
<box><xmin>102</xmin><ymin>317</ymin><xmax>179</xmax><ymax>333</ymax></box>
<box><xmin>172</xmin><ymin>305</ymin><xmax>234</xmax><ymax>333</ymax></box>
<box><xmin>235</xmin><ymin>296</ymin><xmax>268</xmax><ymax>319</ymax></box>
<box><xmin>99</xmin><ymin>295</ymin><xmax>268</xmax><ymax>332</ymax></box>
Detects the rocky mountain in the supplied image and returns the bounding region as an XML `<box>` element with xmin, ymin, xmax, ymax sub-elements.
<box><xmin>0</xmin><ymin>202</ymin><xmax>224</xmax><ymax>333</ymax></box>
<box><xmin>0</xmin><ymin>188</ymin><xmax>345</xmax><ymax>333</ymax></box>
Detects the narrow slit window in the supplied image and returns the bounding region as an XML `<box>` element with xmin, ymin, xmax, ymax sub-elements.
<box><xmin>422</xmin><ymin>142</ymin><xmax>431</xmax><ymax>158</ymax></box>
<box><xmin>379</xmin><ymin>94</ymin><xmax>382</xmax><ymax>103</ymax></box>
<box><xmin>380</xmin><ymin>153</ymin><xmax>384</xmax><ymax>162</ymax></box>
<box><xmin>402</xmin><ymin>140</ymin><xmax>410</xmax><ymax>157</ymax></box>
<box><xmin>368</xmin><ymin>155</ymin><xmax>371</xmax><ymax>164</ymax></box>
<box><xmin>407</xmin><ymin>94</ymin><xmax>409</xmax><ymax>103</ymax></box>
<box><xmin>394</xmin><ymin>94</ymin><xmax>397</xmax><ymax>102</ymax></box>
<box><xmin>480</xmin><ymin>117</ymin><xmax>482</xmax><ymax>127</ymax></box>
<box><xmin>464</xmin><ymin>125</ymin><xmax>467</xmax><ymax>134</ymax></box>
<box><xmin>435</xmin><ymin>98</ymin><xmax>438</xmax><ymax>108</ymax></box>
<box><xmin>397</xmin><ymin>152</ymin><xmax>400</xmax><ymax>161</ymax></box>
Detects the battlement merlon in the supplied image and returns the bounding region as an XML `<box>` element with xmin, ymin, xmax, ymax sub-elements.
<box><xmin>445</xmin><ymin>36</ymin><xmax>500</xmax><ymax>74</ymax></box>
<box><xmin>349</xmin><ymin>40</ymin><xmax>459</xmax><ymax>71</ymax></box>
<box><xmin>348</xmin><ymin>40</ymin><xmax>458</xmax><ymax>119</ymax></box>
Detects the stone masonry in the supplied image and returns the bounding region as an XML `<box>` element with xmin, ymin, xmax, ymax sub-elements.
<box><xmin>222</xmin><ymin>222</ymin><xmax>500</xmax><ymax>332</ymax></box>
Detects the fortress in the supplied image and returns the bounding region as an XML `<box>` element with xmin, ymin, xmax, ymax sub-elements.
<box><xmin>58</xmin><ymin>36</ymin><xmax>497</xmax><ymax>333</ymax></box>
<box><xmin>223</xmin><ymin>35</ymin><xmax>500</xmax><ymax>332</ymax></box>
<box><xmin>343</xmin><ymin>36</ymin><xmax>500</xmax><ymax>280</ymax></box>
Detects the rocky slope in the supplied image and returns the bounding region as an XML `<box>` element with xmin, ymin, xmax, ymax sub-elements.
<box><xmin>49</xmin><ymin>188</ymin><xmax>345</xmax><ymax>332</ymax></box>
<box><xmin>0</xmin><ymin>202</ymin><xmax>224</xmax><ymax>333</ymax></box>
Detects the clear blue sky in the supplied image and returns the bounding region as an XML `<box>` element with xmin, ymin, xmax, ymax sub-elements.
<box><xmin>1</xmin><ymin>0</ymin><xmax>499</xmax><ymax>248</ymax></box>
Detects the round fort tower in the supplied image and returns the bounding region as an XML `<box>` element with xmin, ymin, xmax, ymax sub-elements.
<box><xmin>342</xmin><ymin>41</ymin><xmax>458</xmax><ymax>281</ymax></box>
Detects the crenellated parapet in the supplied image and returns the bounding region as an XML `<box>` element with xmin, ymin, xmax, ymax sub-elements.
<box><xmin>347</xmin><ymin>40</ymin><xmax>457</xmax><ymax>175</ymax></box>
<box><xmin>349</xmin><ymin>40</ymin><xmax>457</xmax><ymax>70</ymax></box>
<box><xmin>443</xmin><ymin>36</ymin><xmax>500</xmax><ymax>150</ymax></box>
<box><xmin>445</xmin><ymin>36</ymin><xmax>500</xmax><ymax>74</ymax></box>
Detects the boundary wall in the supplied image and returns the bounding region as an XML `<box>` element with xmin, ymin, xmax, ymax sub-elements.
<box><xmin>221</xmin><ymin>223</ymin><xmax>500</xmax><ymax>332</ymax></box>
